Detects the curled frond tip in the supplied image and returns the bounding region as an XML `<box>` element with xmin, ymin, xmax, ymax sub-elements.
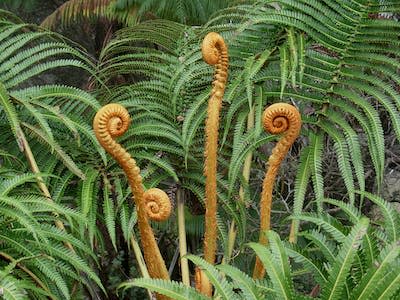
<box><xmin>144</xmin><ymin>188</ymin><xmax>172</xmax><ymax>222</ymax></box>
<box><xmin>263</xmin><ymin>103</ymin><xmax>301</xmax><ymax>138</ymax></box>
<box><xmin>201</xmin><ymin>32</ymin><xmax>228</xmax><ymax>66</ymax></box>
<box><xmin>93</xmin><ymin>103</ymin><xmax>131</xmax><ymax>143</ymax></box>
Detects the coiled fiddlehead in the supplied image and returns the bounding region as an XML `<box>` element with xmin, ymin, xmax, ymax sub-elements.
<box><xmin>196</xmin><ymin>32</ymin><xmax>228</xmax><ymax>296</ymax></box>
<box><xmin>144</xmin><ymin>188</ymin><xmax>171</xmax><ymax>222</ymax></box>
<box><xmin>253</xmin><ymin>103</ymin><xmax>301</xmax><ymax>279</ymax></box>
<box><xmin>93</xmin><ymin>104</ymin><xmax>171</xmax><ymax>285</ymax></box>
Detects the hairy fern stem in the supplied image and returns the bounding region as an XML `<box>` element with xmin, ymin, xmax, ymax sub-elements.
<box><xmin>196</xmin><ymin>32</ymin><xmax>228</xmax><ymax>296</ymax></box>
<box><xmin>93</xmin><ymin>104</ymin><xmax>172</xmax><ymax>300</ymax></box>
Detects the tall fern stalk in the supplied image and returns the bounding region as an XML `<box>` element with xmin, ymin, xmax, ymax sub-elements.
<box><xmin>93</xmin><ymin>104</ymin><xmax>172</xmax><ymax>298</ymax></box>
<box><xmin>253</xmin><ymin>103</ymin><xmax>301</xmax><ymax>279</ymax></box>
<box><xmin>176</xmin><ymin>187</ymin><xmax>190</xmax><ymax>286</ymax></box>
<box><xmin>196</xmin><ymin>32</ymin><xmax>228</xmax><ymax>296</ymax></box>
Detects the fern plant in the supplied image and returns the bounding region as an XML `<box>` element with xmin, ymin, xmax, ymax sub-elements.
<box><xmin>2</xmin><ymin>0</ymin><xmax>400</xmax><ymax>298</ymax></box>
<box><xmin>0</xmin><ymin>172</ymin><xmax>103</xmax><ymax>299</ymax></box>
<box><xmin>41</xmin><ymin>0</ymin><xmax>240</xmax><ymax>30</ymax></box>
<box><xmin>95</xmin><ymin>0</ymin><xmax>400</xmax><ymax>250</ymax></box>
<box><xmin>121</xmin><ymin>192</ymin><xmax>400</xmax><ymax>299</ymax></box>
<box><xmin>0</xmin><ymin>13</ymin><xmax>111</xmax><ymax>298</ymax></box>
<box><xmin>202</xmin><ymin>0</ymin><xmax>400</xmax><ymax>243</ymax></box>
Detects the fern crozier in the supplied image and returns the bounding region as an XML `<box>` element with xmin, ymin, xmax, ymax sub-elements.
<box><xmin>197</xmin><ymin>31</ymin><xmax>228</xmax><ymax>296</ymax></box>
<box><xmin>253</xmin><ymin>103</ymin><xmax>301</xmax><ymax>279</ymax></box>
<box><xmin>93</xmin><ymin>104</ymin><xmax>171</xmax><ymax>291</ymax></box>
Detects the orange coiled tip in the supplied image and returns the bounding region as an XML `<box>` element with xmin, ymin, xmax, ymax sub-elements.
<box><xmin>144</xmin><ymin>188</ymin><xmax>172</xmax><ymax>222</ymax></box>
<box><xmin>93</xmin><ymin>103</ymin><xmax>131</xmax><ymax>140</ymax></box>
<box><xmin>201</xmin><ymin>32</ymin><xmax>227</xmax><ymax>66</ymax></box>
<box><xmin>263</xmin><ymin>103</ymin><xmax>302</xmax><ymax>136</ymax></box>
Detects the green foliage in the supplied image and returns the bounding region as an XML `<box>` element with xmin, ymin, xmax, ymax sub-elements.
<box><xmin>0</xmin><ymin>0</ymin><xmax>38</xmax><ymax>12</ymax></box>
<box><xmin>114</xmin><ymin>0</ymin><xmax>240</xmax><ymax>25</ymax></box>
<box><xmin>0</xmin><ymin>173</ymin><xmax>103</xmax><ymax>299</ymax></box>
<box><xmin>1</xmin><ymin>0</ymin><xmax>400</xmax><ymax>299</ymax></box>
<box><xmin>0</xmin><ymin>16</ymin><xmax>107</xmax><ymax>298</ymax></box>
<box><xmin>125</xmin><ymin>197</ymin><xmax>400</xmax><ymax>299</ymax></box>
<box><xmin>41</xmin><ymin>0</ymin><xmax>240</xmax><ymax>30</ymax></box>
<box><xmin>41</xmin><ymin>0</ymin><xmax>140</xmax><ymax>29</ymax></box>
<box><xmin>94</xmin><ymin>0</ymin><xmax>400</xmax><ymax>250</ymax></box>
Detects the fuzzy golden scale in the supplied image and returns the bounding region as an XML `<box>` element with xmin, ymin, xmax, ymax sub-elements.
<box><xmin>195</xmin><ymin>32</ymin><xmax>229</xmax><ymax>297</ymax></box>
<box><xmin>93</xmin><ymin>104</ymin><xmax>172</xmax><ymax>299</ymax></box>
<box><xmin>253</xmin><ymin>103</ymin><xmax>301</xmax><ymax>279</ymax></box>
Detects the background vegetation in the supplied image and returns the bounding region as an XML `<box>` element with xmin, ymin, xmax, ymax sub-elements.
<box><xmin>0</xmin><ymin>0</ymin><xmax>399</xmax><ymax>299</ymax></box>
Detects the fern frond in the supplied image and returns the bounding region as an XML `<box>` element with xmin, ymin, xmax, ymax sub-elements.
<box><xmin>356</xmin><ymin>191</ymin><xmax>399</xmax><ymax>243</ymax></box>
<box><xmin>285</xmin><ymin>245</ymin><xmax>327</xmax><ymax>286</ymax></box>
<box><xmin>350</xmin><ymin>240</ymin><xmax>400</xmax><ymax>300</ymax></box>
<box><xmin>186</xmin><ymin>254</ymin><xmax>237</xmax><ymax>300</ymax></box>
<box><xmin>118</xmin><ymin>277</ymin><xmax>208</xmax><ymax>300</ymax></box>
<box><xmin>321</xmin><ymin>217</ymin><xmax>369</xmax><ymax>300</ymax></box>
<box><xmin>290</xmin><ymin>144</ymin><xmax>312</xmax><ymax>242</ymax></box>
<box><xmin>217</xmin><ymin>264</ymin><xmax>262</xmax><ymax>300</ymax></box>
<box><xmin>248</xmin><ymin>231</ymin><xmax>295</xmax><ymax>299</ymax></box>
<box><xmin>102</xmin><ymin>178</ymin><xmax>117</xmax><ymax>250</ymax></box>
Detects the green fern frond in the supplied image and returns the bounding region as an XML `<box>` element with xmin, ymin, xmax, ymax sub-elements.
<box><xmin>102</xmin><ymin>177</ymin><xmax>117</xmax><ymax>250</ymax></box>
<box><xmin>318</xmin><ymin>120</ymin><xmax>355</xmax><ymax>204</ymax></box>
<box><xmin>80</xmin><ymin>168</ymin><xmax>98</xmax><ymax>218</ymax></box>
<box><xmin>21</xmin><ymin>122</ymin><xmax>85</xmax><ymax>179</ymax></box>
<box><xmin>321</xmin><ymin>218</ymin><xmax>369</xmax><ymax>300</ymax></box>
<box><xmin>350</xmin><ymin>240</ymin><xmax>400</xmax><ymax>300</ymax></box>
<box><xmin>217</xmin><ymin>264</ymin><xmax>262</xmax><ymax>300</ymax></box>
<box><xmin>356</xmin><ymin>191</ymin><xmax>399</xmax><ymax>243</ymax></box>
<box><xmin>186</xmin><ymin>254</ymin><xmax>237</xmax><ymax>300</ymax></box>
<box><xmin>309</xmin><ymin>132</ymin><xmax>324</xmax><ymax>213</ymax></box>
<box><xmin>118</xmin><ymin>277</ymin><xmax>208</xmax><ymax>300</ymax></box>
<box><xmin>295</xmin><ymin>213</ymin><xmax>346</xmax><ymax>242</ymax></box>
<box><xmin>285</xmin><ymin>244</ymin><xmax>327</xmax><ymax>286</ymax></box>
<box><xmin>322</xmin><ymin>198</ymin><xmax>361</xmax><ymax>223</ymax></box>
<box><xmin>291</xmin><ymin>144</ymin><xmax>312</xmax><ymax>241</ymax></box>
<box><xmin>248</xmin><ymin>231</ymin><xmax>295</xmax><ymax>300</ymax></box>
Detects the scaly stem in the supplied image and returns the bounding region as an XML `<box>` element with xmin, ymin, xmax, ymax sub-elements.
<box><xmin>196</xmin><ymin>32</ymin><xmax>228</xmax><ymax>296</ymax></box>
<box><xmin>94</xmin><ymin>104</ymin><xmax>172</xmax><ymax>300</ymax></box>
<box><xmin>176</xmin><ymin>187</ymin><xmax>190</xmax><ymax>286</ymax></box>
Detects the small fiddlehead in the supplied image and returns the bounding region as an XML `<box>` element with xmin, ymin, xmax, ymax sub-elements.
<box><xmin>144</xmin><ymin>188</ymin><xmax>171</xmax><ymax>222</ymax></box>
<box><xmin>253</xmin><ymin>103</ymin><xmax>301</xmax><ymax>279</ymax></box>
<box><xmin>93</xmin><ymin>104</ymin><xmax>171</xmax><ymax>286</ymax></box>
<box><xmin>196</xmin><ymin>32</ymin><xmax>228</xmax><ymax>296</ymax></box>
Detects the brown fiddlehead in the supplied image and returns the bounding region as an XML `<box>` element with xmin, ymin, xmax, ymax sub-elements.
<box><xmin>253</xmin><ymin>103</ymin><xmax>301</xmax><ymax>279</ymax></box>
<box><xmin>93</xmin><ymin>104</ymin><xmax>171</xmax><ymax>284</ymax></box>
<box><xmin>195</xmin><ymin>32</ymin><xmax>229</xmax><ymax>296</ymax></box>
